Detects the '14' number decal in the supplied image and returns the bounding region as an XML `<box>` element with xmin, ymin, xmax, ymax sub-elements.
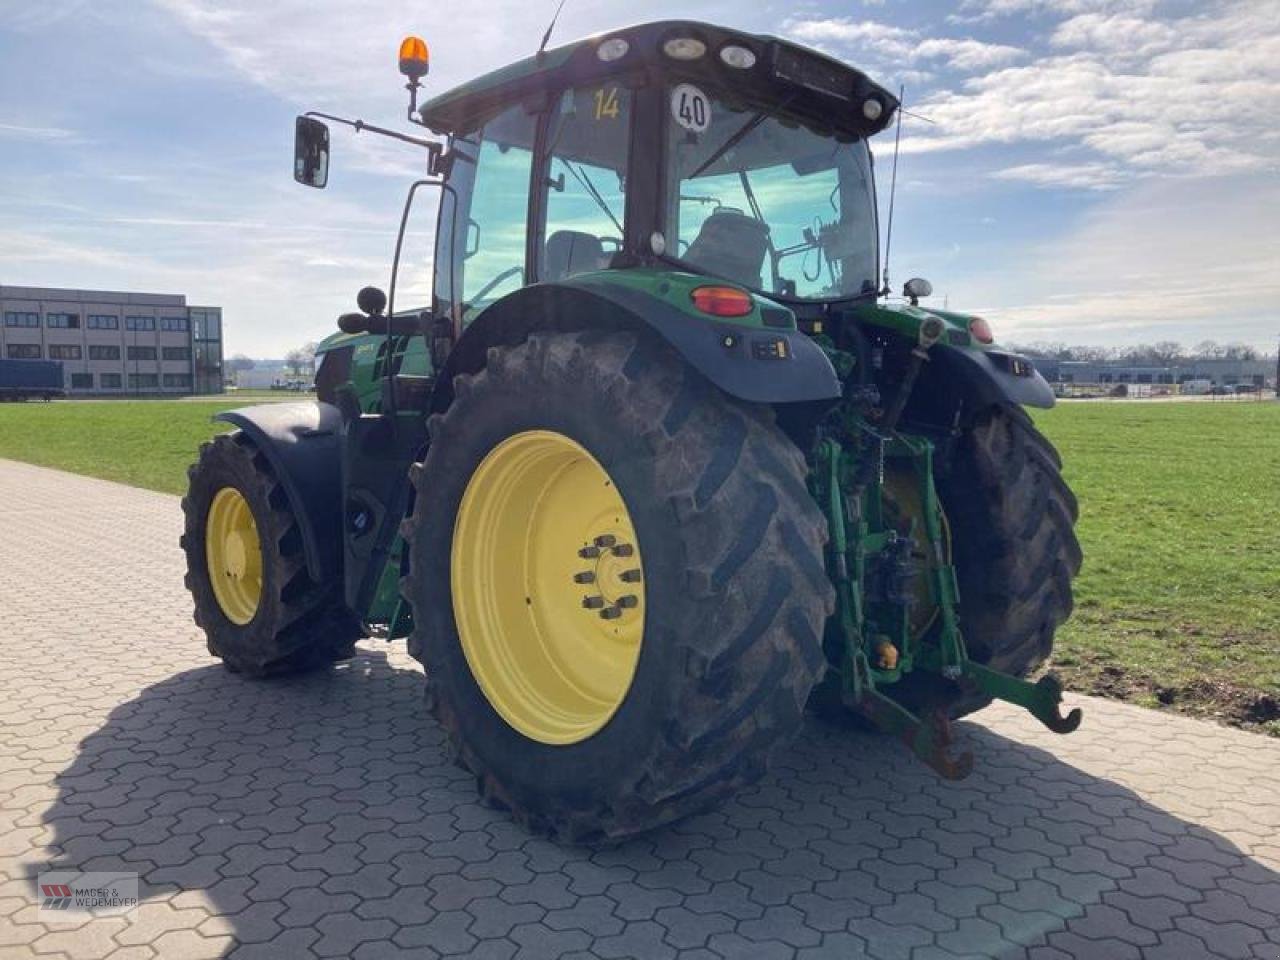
<box><xmin>594</xmin><ymin>87</ymin><xmax>620</xmax><ymax>120</ymax></box>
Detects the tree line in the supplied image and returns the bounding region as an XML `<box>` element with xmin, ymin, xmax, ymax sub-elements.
<box><xmin>1007</xmin><ymin>340</ymin><xmax>1268</xmax><ymax>365</ymax></box>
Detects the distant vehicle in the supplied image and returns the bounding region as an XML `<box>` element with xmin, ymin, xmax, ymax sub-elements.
<box><xmin>1181</xmin><ymin>379</ymin><xmax>1212</xmax><ymax>396</ymax></box>
<box><xmin>0</xmin><ymin>359</ymin><xmax>64</xmax><ymax>402</ymax></box>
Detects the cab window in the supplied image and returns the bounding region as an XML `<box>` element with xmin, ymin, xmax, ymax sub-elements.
<box><xmin>459</xmin><ymin>105</ymin><xmax>537</xmax><ymax>311</ymax></box>
<box><xmin>538</xmin><ymin>85</ymin><xmax>631</xmax><ymax>282</ymax></box>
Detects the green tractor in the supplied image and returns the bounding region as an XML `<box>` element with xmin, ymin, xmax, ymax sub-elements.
<box><xmin>182</xmin><ymin>21</ymin><xmax>1082</xmax><ymax>841</ymax></box>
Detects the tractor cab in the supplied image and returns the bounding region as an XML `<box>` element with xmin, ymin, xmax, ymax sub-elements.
<box><xmin>417</xmin><ymin>21</ymin><xmax>896</xmax><ymax>330</ymax></box>
<box><xmin>296</xmin><ymin>22</ymin><xmax>899</xmax><ymax>349</ymax></box>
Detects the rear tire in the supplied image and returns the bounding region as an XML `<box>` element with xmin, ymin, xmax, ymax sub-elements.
<box><xmin>891</xmin><ymin>404</ymin><xmax>1082</xmax><ymax>718</ymax></box>
<box><xmin>181</xmin><ymin>432</ymin><xmax>361</xmax><ymax>676</ymax></box>
<box><xmin>403</xmin><ymin>332</ymin><xmax>834</xmax><ymax>842</ymax></box>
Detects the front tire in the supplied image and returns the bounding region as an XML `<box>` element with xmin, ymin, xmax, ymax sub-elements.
<box><xmin>403</xmin><ymin>332</ymin><xmax>834</xmax><ymax>842</ymax></box>
<box><xmin>181</xmin><ymin>432</ymin><xmax>361</xmax><ymax>676</ymax></box>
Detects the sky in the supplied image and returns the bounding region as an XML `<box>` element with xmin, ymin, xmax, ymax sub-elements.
<box><xmin>1</xmin><ymin>0</ymin><xmax>1277</xmax><ymax>358</ymax></box>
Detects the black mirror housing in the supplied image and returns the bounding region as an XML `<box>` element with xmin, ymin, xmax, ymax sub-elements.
<box><xmin>294</xmin><ymin>116</ymin><xmax>330</xmax><ymax>189</ymax></box>
<box><xmin>903</xmin><ymin>277</ymin><xmax>933</xmax><ymax>305</ymax></box>
<box><xmin>357</xmin><ymin>286</ymin><xmax>388</xmax><ymax>316</ymax></box>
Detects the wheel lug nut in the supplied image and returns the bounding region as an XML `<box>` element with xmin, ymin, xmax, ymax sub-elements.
<box><xmin>617</xmin><ymin>594</ymin><xmax>638</xmax><ymax>609</ymax></box>
<box><xmin>599</xmin><ymin>606</ymin><xmax>622</xmax><ymax>620</ymax></box>
<box><xmin>594</xmin><ymin>534</ymin><xmax>617</xmax><ymax>548</ymax></box>
<box><xmin>611</xmin><ymin>543</ymin><xmax>634</xmax><ymax>557</ymax></box>
<box><xmin>620</xmin><ymin>568</ymin><xmax>642</xmax><ymax>583</ymax></box>
<box><xmin>573</xmin><ymin>571</ymin><xmax>596</xmax><ymax>584</ymax></box>
<box><xmin>582</xmin><ymin>596</ymin><xmax>605</xmax><ymax>609</ymax></box>
<box><xmin>578</xmin><ymin>545</ymin><xmax>601</xmax><ymax>559</ymax></box>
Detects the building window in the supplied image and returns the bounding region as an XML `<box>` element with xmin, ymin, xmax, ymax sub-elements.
<box><xmin>162</xmin><ymin>346</ymin><xmax>191</xmax><ymax>361</ymax></box>
<box><xmin>125</xmin><ymin>316</ymin><xmax>156</xmax><ymax>331</ymax></box>
<box><xmin>100</xmin><ymin>373</ymin><xmax>122</xmax><ymax>389</ymax></box>
<box><xmin>163</xmin><ymin>373</ymin><xmax>193</xmax><ymax>388</ymax></box>
<box><xmin>128</xmin><ymin>346</ymin><xmax>157</xmax><ymax>361</ymax></box>
<box><xmin>128</xmin><ymin>373</ymin><xmax>159</xmax><ymax>389</ymax></box>
<box><xmin>4</xmin><ymin>311</ymin><xmax>39</xmax><ymax>328</ymax></box>
<box><xmin>70</xmin><ymin>373</ymin><xmax>94</xmax><ymax>389</ymax></box>
<box><xmin>46</xmin><ymin>312</ymin><xmax>80</xmax><ymax>329</ymax></box>
<box><xmin>87</xmin><ymin>314</ymin><xmax>120</xmax><ymax>330</ymax></box>
<box><xmin>6</xmin><ymin>344</ymin><xmax>41</xmax><ymax>359</ymax></box>
<box><xmin>160</xmin><ymin>316</ymin><xmax>189</xmax><ymax>332</ymax></box>
<box><xmin>89</xmin><ymin>345</ymin><xmax>121</xmax><ymax>360</ymax></box>
<box><xmin>48</xmin><ymin>345</ymin><xmax>83</xmax><ymax>360</ymax></box>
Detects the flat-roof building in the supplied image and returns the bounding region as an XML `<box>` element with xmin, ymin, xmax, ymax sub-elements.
<box><xmin>0</xmin><ymin>285</ymin><xmax>223</xmax><ymax>396</ymax></box>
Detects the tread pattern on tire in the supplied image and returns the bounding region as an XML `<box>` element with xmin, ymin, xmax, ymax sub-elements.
<box><xmin>934</xmin><ymin>403</ymin><xmax>1082</xmax><ymax>715</ymax></box>
<box><xmin>401</xmin><ymin>331</ymin><xmax>835</xmax><ymax>841</ymax></box>
<box><xmin>180</xmin><ymin>431</ymin><xmax>360</xmax><ymax>676</ymax></box>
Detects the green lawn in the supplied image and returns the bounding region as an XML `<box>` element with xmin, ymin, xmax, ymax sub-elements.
<box><xmin>0</xmin><ymin>400</ymin><xmax>239</xmax><ymax>495</ymax></box>
<box><xmin>1032</xmin><ymin>401</ymin><xmax>1280</xmax><ymax>733</ymax></box>
<box><xmin>1</xmin><ymin>396</ymin><xmax>1276</xmax><ymax>731</ymax></box>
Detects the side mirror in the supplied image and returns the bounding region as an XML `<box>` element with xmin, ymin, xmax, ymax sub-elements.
<box><xmin>903</xmin><ymin>277</ymin><xmax>933</xmax><ymax>305</ymax></box>
<box><xmin>294</xmin><ymin>116</ymin><xmax>330</xmax><ymax>189</ymax></box>
<box><xmin>357</xmin><ymin>286</ymin><xmax>387</xmax><ymax>316</ymax></box>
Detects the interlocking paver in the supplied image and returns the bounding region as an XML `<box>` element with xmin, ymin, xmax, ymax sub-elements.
<box><xmin>1</xmin><ymin>456</ymin><xmax>1278</xmax><ymax>959</ymax></box>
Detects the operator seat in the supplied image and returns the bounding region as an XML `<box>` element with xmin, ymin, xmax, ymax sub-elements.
<box><xmin>685</xmin><ymin>209</ymin><xmax>770</xmax><ymax>289</ymax></box>
<box><xmin>544</xmin><ymin>230</ymin><xmax>607</xmax><ymax>282</ymax></box>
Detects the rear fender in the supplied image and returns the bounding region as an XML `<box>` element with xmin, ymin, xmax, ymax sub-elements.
<box><xmin>212</xmin><ymin>401</ymin><xmax>343</xmax><ymax>583</ymax></box>
<box><xmin>432</xmin><ymin>280</ymin><xmax>842</xmax><ymax>412</ymax></box>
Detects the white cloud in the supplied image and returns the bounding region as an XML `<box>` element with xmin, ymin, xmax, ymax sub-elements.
<box><xmin>992</xmin><ymin>161</ymin><xmax>1128</xmax><ymax>189</ymax></box>
<box><xmin>1050</xmin><ymin>12</ymin><xmax>1177</xmax><ymax>58</ymax></box>
<box><xmin>783</xmin><ymin>17</ymin><xmax>1026</xmax><ymax>72</ymax></box>
<box><xmin>0</xmin><ymin>122</ymin><xmax>77</xmax><ymax>141</ymax></box>
<box><xmin>942</xmin><ymin>175</ymin><xmax>1280</xmax><ymax>348</ymax></box>
<box><xmin>901</xmin><ymin>2</ymin><xmax>1280</xmax><ymax>183</ymax></box>
<box><xmin>914</xmin><ymin>37</ymin><xmax>1025</xmax><ymax>70</ymax></box>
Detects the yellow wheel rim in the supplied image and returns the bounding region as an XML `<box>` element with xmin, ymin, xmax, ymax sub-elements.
<box><xmin>881</xmin><ymin>462</ymin><xmax>952</xmax><ymax>640</ymax></box>
<box><xmin>451</xmin><ymin>430</ymin><xmax>645</xmax><ymax>745</ymax></box>
<box><xmin>205</xmin><ymin>487</ymin><xmax>263</xmax><ymax>626</ymax></box>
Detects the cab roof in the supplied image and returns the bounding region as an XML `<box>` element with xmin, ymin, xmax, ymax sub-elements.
<box><xmin>418</xmin><ymin>20</ymin><xmax>899</xmax><ymax>142</ymax></box>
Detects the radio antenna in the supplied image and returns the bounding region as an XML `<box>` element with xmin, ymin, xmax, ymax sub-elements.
<box><xmin>537</xmin><ymin>0</ymin><xmax>568</xmax><ymax>59</ymax></box>
<box><xmin>881</xmin><ymin>83</ymin><xmax>905</xmax><ymax>298</ymax></box>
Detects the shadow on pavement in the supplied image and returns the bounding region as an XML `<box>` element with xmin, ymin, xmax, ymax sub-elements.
<box><xmin>34</xmin><ymin>645</ymin><xmax>1280</xmax><ymax>959</ymax></box>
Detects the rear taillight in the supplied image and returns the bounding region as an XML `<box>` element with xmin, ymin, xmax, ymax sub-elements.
<box><xmin>691</xmin><ymin>285</ymin><xmax>753</xmax><ymax>318</ymax></box>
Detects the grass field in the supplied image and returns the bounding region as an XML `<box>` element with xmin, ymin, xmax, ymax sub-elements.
<box><xmin>1</xmin><ymin>396</ymin><xmax>1276</xmax><ymax>732</ymax></box>
<box><xmin>0</xmin><ymin>400</ymin><xmax>239</xmax><ymax>494</ymax></box>
<box><xmin>1031</xmin><ymin>401</ymin><xmax>1280</xmax><ymax>734</ymax></box>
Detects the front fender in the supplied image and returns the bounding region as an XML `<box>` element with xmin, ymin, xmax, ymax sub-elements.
<box><xmin>212</xmin><ymin>401</ymin><xmax>343</xmax><ymax>583</ymax></box>
<box><xmin>929</xmin><ymin>345</ymin><xmax>1056</xmax><ymax>409</ymax></box>
<box><xmin>433</xmin><ymin>278</ymin><xmax>842</xmax><ymax>411</ymax></box>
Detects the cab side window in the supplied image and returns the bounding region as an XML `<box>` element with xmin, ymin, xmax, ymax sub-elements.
<box><xmin>539</xmin><ymin>85</ymin><xmax>631</xmax><ymax>282</ymax></box>
<box><xmin>460</xmin><ymin>106</ymin><xmax>537</xmax><ymax>312</ymax></box>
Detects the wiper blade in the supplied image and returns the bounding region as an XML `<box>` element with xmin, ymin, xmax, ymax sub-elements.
<box><xmin>688</xmin><ymin>111</ymin><xmax>768</xmax><ymax>180</ymax></box>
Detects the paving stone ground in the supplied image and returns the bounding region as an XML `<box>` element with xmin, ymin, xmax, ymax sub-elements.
<box><xmin>0</xmin><ymin>457</ymin><xmax>1276</xmax><ymax>960</ymax></box>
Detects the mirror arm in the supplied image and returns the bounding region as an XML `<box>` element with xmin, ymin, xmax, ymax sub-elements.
<box><xmin>304</xmin><ymin>111</ymin><xmax>442</xmax><ymax>167</ymax></box>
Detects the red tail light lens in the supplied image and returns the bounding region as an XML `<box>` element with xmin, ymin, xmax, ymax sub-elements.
<box><xmin>969</xmin><ymin>316</ymin><xmax>994</xmax><ymax>344</ymax></box>
<box><xmin>691</xmin><ymin>285</ymin><xmax>753</xmax><ymax>317</ymax></box>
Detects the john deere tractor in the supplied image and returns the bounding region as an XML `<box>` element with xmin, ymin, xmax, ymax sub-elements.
<box><xmin>183</xmin><ymin>21</ymin><xmax>1082</xmax><ymax>841</ymax></box>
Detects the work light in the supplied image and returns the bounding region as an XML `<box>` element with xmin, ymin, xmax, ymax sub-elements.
<box><xmin>663</xmin><ymin>36</ymin><xmax>706</xmax><ymax>60</ymax></box>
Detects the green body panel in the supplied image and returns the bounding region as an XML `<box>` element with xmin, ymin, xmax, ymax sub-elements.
<box><xmin>554</xmin><ymin>267</ymin><xmax>796</xmax><ymax>330</ymax></box>
<box><xmin>319</xmin><ymin>330</ymin><xmax>433</xmax><ymax>413</ymax></box>
<box><xmin>851</xmin><ymin>301</ymin><xmax>992</xmax><ymax>351</ymax></box>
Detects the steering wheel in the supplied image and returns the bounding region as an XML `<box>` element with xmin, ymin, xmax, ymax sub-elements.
<box><xmin>470</xmin><ymin>265</ymin><xmax>523</xmax><ymax>303</ymax></box>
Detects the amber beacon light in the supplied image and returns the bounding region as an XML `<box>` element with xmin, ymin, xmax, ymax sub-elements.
<box><xmin>399</xmin><ymin>36</ymin><xmax>430</xmax><ymax>80</ymax></box>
